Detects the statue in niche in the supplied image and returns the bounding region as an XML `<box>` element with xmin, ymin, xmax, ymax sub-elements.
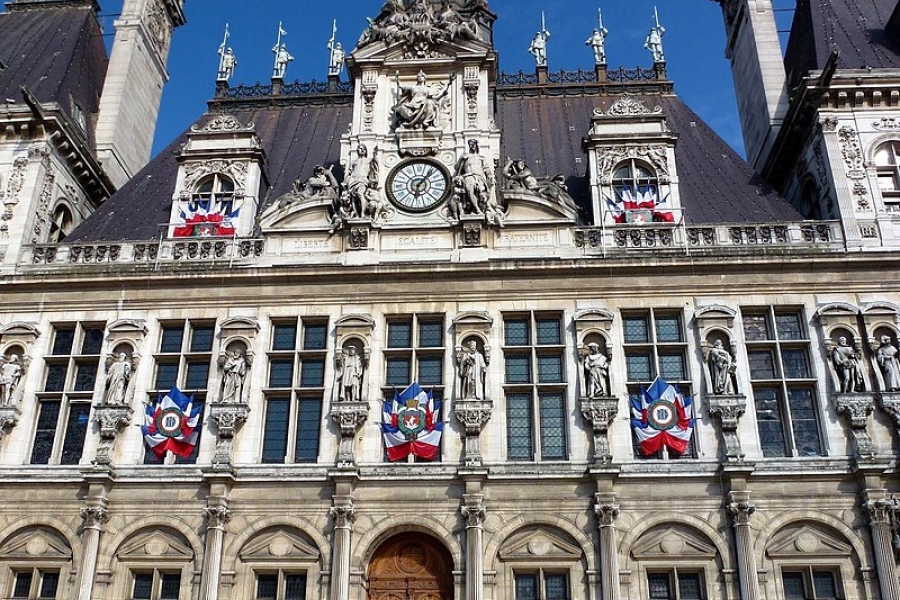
<box><xmin>830</xmin><ymin>336</ymin><xmax>864</xmax><ymax>393</ymax></box>
<box><xmin>344</xmin><ymin>144</ymin><xmax>380</xmax><ymax>218</ymax></box>
<box><xmin>279</xmin><ymin>165</ymin><xmax>339</xmax><ymax>209</ymax></box>
<box><xmin>458</xmin><ymin>339</ymin><xmax>487</xmax><ymax>400</ymax></box>
<box><xmin>706</xmin><ymin>339</ymin><xmax>736</xmax><ymax>395</ymax></box>
<box><xmin>392</xmin><ymin>71</ymin><xmax>454</xmax><ymax>131</ymax></box>
<box><xmin>877</xmin><ymin>335</ymin><xmax>900</xmax><ymax>392</ymax></box>
<box><xmin>220</xmin><ymin>349</ymin><xmax>248</xmax><ymax>404</ymax></box>
<box><xmin>0</xmin><ymin>354</ymin><xmax>23</xmax><ymax>406</ymax></box>
<box><xmin>453</xmin><ymin>140</ymin><xmax>499</xmax><ymax>220</ymax></box>
<box><xmin>583</xmin><ymin>343</ymin><xmax>609</xmax><ymax>398</ymax></box>
<box><xmin>336</xmin><ymin>345</ymin><xmax>364</xmax><ymax>402</ymax></box>
<box><xmin>103</xmin><ymin>353</ymin><xmax>133</xmax><ymax>405</ymax></box>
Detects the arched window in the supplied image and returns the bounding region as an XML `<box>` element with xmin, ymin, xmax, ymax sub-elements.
<box><xmin>48</xmin><ymin>204</ymin><xmax>73</xmax><ymax>243</ymax></box>
<box><xmin>192</xmin><ymin>174</ymin><xmax>235</xmax><ymax>214</ymax></box>
<box><xmin>874</xmin><ymin>141</ymin><xmax>900</xmax><ymax>210</ymax></box>
<box><xmin>175</xmin><ymin>174</ymin><xmax>238</xmax><ymax>238</ymax></box>
<box><xmin>610</xmin><ymin>160</ymin><xmax>671</xmax><ymax>223</ymax></box>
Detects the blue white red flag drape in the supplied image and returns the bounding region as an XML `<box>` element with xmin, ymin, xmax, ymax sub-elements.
<box><xmin>381</xmin><ymin>382</ymin><xmax>443</xmax><ymax>461</ymax></box>
<box><xmin>142</xmin><ymin>386</ymin><xmax>203</xmax><ymax>459</ymax></box>
<box><xmin>606</xmin><ymin>184</ymin><xmax>674</xmax><ymax>224</ymax></box>
<box><xmin>174</xmin><ymin>199</ymin><xmax>239</xmax><ymax>238</ymax></box>
<box><xmin>630</xmin><ymin>377</ymin><xmax>694</xmax><ymax>455</ymax></box>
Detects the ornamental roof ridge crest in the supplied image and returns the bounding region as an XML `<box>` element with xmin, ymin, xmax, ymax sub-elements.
<box><xmin>598</xmin><ymin>93</ymin><xmax>663</xmax><ymax>117</ymax></box>
<box><xmin>191</xmin><ymin>113</ymin><xmax>256</xmax><ymax>134</ymax></box>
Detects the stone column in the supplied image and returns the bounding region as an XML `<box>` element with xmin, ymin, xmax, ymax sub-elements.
<box><xmin>728</xmin><ymin>492</ymin><xmax>759</xmax><ymax>600</ymax></box>
<box><xmin>863</xmin><ymin>493</ymin><xmax>900</xmax><ymax>600</ymax></box>
<box><xmin>461</xmin><ymin>494</ymin><xmax>487</xmax><ymax>600</ymax></box>
<box><xmin>594</xmin><ymin>495</ymin><xmax>620</xmax><ymax>600</ymax></box>
<box><xmin>77</xmin><ymin>507</ymin><xmax>109</xmax><ymax>600</ymax></box>
<box><xmin>330</xmin><ymin>505</ymin><xmax>355</xmax><ymax>600</ymax></box>
<box><xmin>200</xmin><ymin>506</ymin><xmax>231</xmax><ymax>600</ymax></box>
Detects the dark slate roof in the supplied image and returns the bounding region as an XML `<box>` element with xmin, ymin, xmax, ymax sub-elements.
<box><xmin>69</xmin><ymin>82</ymin><xmax>800</xmax><ymax>241</ymax></box>
<box><xmin>784</xmin><ymin>0</ymin><xmax>900</xmax><ymax>88</ymax></box>
<box><xmin>0</xmin><ymin>2</ymin><xmax>108</xmax><ymax>143</ymax></box>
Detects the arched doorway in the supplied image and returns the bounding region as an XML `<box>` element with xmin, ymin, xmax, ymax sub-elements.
<box><xmin>367</xmin><ymin>533</ymin><xmax>454</xmax><ymax>600</ymax></box>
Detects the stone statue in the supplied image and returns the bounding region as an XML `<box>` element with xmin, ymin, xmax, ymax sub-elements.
<box><xmin>336</xmin><ymin>345</ymin><xmax>364</xmax><ymax>402</ymax></box>
<box><xmin>359</xmin><ymin>0</ymin><xmax>480</xmax><ymax>58</ymax></box>
<box><xmin>644</xmin><ymin>12</ymin><xmax>666</xmax><ymax>63</ymax></box>
<box><xmin>586</xmin><ymin>27</ymin><xmax>609</xmax><ymax>65</ymax></box>
<box><xmin>272</xmin><ymin>43</ymin><xmax>294</xmax><ymax>79</ymax></box>
<box><xmin>328</xmin><ymin>42</ymin><xmax>345</xmax><ymax>77</ymax></box>
<box><xmin>344</xmin><ymin>144</ymin><xmax>380</xmax><ymax>219</ymax></box>
<box><xmin>392</xmin><ymin>71</ymin><xmax>454</xmax><ymax>131</ymax></box>
<box><xmin>458</xmin><ymin>340</ymin><xmax>487</xmax><ymax>400</ymax></box>
<box><xmin>220</xmin><ymin>349</ymin><xmax>247</xmax><ymax>403</ymax></box>
<box><xmin>831</xmin><ymin>336</ymin><xmax>864</xmax><ymax>393</ymax></box>
<box><xmin>707</xmin><ymin>340</ymin><xmax>735</xmax><ymax>395</ymax></box>
<box><xmin>877</xmin><ymin>335</ymin><xmax>900</xmax><ymax>392</ymax></box>
<box><xmin>529</xmin><ymin>27</ymin><xmax>550</xmax><ymax>68</ymax></box>
<box><xmin>280</xmin><ymin>165</ymin><xmax>339</xmax><ymax>209</ymax></box>
<box><xmin>583</xmin><ymin>343</ymin><xmax>608</xmax><ymax>398</ymax></box>
<box><xmin>503</xmin><ymin>158</ymin><xmax>539</xmax><ymax>191</ymax></box>
<box><xmin>103</xmin><ymin>353</ymin><xmax>132</xmax><ymax>405</ymax></box>
<box><xmin>218</xmin><ymin>48</ymin><xmax>237</xmax><ymax>82</ymax></box>
<box><xmin>0</xmin><ymin>354</ymin><xmax>23</xmax><ymax>405</ymax></box>
<box><xmin>437</xmin><ymin>0</ymin><xmax>478</xmax><ymax>40</ymax></box>
<box><xmin>454</xmin><ymin>140</ymin><xmax>495</xmax><ymax>215</ymax></box>
<box><xmin>328</xmin><ymin>193</ymin><xmax>355</xmax><ymax>235</ymax></box>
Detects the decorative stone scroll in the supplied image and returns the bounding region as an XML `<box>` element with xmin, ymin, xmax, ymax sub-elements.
<box><xmin>331</xmin><ymin>315</ymin><xmax>375</xmax><ymax>467</ymax></box>
<box><xmin>453</xmin><ymin>311</ymin><xmax>493</xmax><ymax>466</ymax></box>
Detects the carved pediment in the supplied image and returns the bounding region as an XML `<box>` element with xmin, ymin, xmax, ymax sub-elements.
<box><xmin>766</xmin><ymin>524</ymin><xmax>853</xmax><ymax>559</ymax></box>
<box><xmin>107</xmin><ymin>319</ymin><xmax>149</xmax><ymax>335</ymax></box>
<box><xmin>220</xmin><ymin>317</ymin><xmax>261</xmax><ymax>333</ymax></box>
<box><xmin>335</xmin><ymin>314</ymin><xmax>376</xmax><ymax>329</ymax></box>
<box><xmin>814</xmin><ymin>303</ymin><xmax>861</xmax><ymax>319</ymax></box>
<box><xmin>239</xmin><ymin>528</ymin><xmax>320</xmax><ymax>563</ymax></box>
<box><xmin>863</xmin><ymin>301</ymin><xmax>900</xmax><ymax>316</ymax></box>
<box><xmin>694</xmin><ymin>305</ymin><xmax>737</xmax><ymax>320</ymax></box>
<box><xmin>0</xmin><ymin>528</ymin><xmax>72</xmax><ymax>560</ymax></box>
<box><xmin>116</xmin><ymin>529</ymin><xmax>194</xmax><ymax>562</ymax></box>
<box><xmin>259</xmin><ymin>196</ymin><xmax>332</xmax><ymax>231</ymax></box>
<box><xmin>453</xmin><ymin>311</ymin><xmax>493</xmax><ymax>326</ymax></box>
<box><xmin>574</xmin><ymin>308</ymin><xmax>615</xmax><ymax>324</ymax></box>
<box><xmin>631</xmin><ymin>526</ymin><xmax>717</xmax><ymax>560</ymax></box>
<box><xmin>499</xmin><ymin>527</ymin><xmax>582</xmax><ymax>562</ymax></box>
<box><xmin>0</xmin><ymin>322</ymin><xmax>40</xmax><ymax>339</ymax></box>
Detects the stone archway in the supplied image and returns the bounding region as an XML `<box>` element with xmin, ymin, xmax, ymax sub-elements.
<box><xmin>367</xmin><ymin>532</ymin><xmax>454</xmax><ymax>600</ymax></box>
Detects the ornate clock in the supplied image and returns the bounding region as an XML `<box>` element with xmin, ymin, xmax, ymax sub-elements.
<box><xmin>387</xmin><ymin>160</ymin><xmax>451</xmax><ymax>213</ymax></box>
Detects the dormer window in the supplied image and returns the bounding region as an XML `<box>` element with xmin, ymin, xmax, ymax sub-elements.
<box><xmin>174</xmin><ymin>174</ymin><xmax>238</xmax><ymax>238</ymax></box>
<box><xmin>874</xmin><ymin>141</ymin><xmax>900</xmax><ymax>211</ymax></box>
<box><xmin>610</xmin><ymin>160</ymin><xmax>672</xmax><ymax>223</ymax></box>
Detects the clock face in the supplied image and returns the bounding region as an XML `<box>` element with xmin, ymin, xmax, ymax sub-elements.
<box><xmin>387</xmin><ymin>160</ymin><xmax>451</xmax><ymax>213</ymax></box>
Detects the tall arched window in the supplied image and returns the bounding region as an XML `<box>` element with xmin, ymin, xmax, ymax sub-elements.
<box><xmin>175</xmin><ymin>174</ymin><xmax>238</xmax><ymax>238</ymax></box>
<box><xmin>48</xmin><ymin>204</ymin><xmax>73</xmax><ymax>243</ymax></box>
<box><xmin>874</xmin><ymin>141</ymin><xmax>900</xmax><ymax>210</ymax></box>
<box><xmin>192</xmin><ymin>174</ymin><xmax>235</xmax><ymax>214</ymax></box>
<box><xmin>610</xmin><ymin>160</ymin><xmax>671</xmax><ymax>223</ymax></box>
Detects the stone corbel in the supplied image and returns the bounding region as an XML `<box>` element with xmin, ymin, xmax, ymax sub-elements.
<box><xmin>454</xmin><ymin>400</ymin><xmax>492</xmax><ymax>466</ymax></box>
<box><xmin>707</xmin><ymin>395</ymin><xmax>747</xmax><ymax>462</ymax></box>
<box><xmin>0</xmin><ymin>404</ymin><xmax>21</xmax><ymax>445</ymax></box>
<box><xmin>209</xmin><ymin>403</ymin><xmax>250</xmax><ymax>466</ymax></box>
<box><xmin>361</xmin><ymin>70</ymin><xmax>378</xmax><ymax>133</ymax></box>
<box><xmin>330</xmin><ymin>401</ymin><xmax>368</xmax><ymax>468</ymax></box>
<box><xmin>580</xmin><ymin>397</ymin><xmax>618</xmax><ymax>465</ymax></box>
<box><xmin>91</xmin><ymin>405</ymin><xmax>133</xmax><ymax>466</ymax></box>
<box><xmin>833</xmin><ymin>393</ymin><xmax>877</xmax><ymax>460</ymax></box>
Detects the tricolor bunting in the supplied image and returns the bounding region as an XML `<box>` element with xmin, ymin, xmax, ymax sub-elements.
<box><xmin>630</xmin><ymin>376</ymin><xmax>694</xmax><ymax>456</ymax></box>
<box><xmin>606</xmin><ymin>183</ymin><xmax>673</xmax><ymax>223</ymax></box>
<box><xmin>142</xmin><ymin>386</ymin><xmax>203</xmax><ymax>459</ymax></box>
<box><xmin>174</xmin><ymin>197</ymin><xmax>239</xmax><ymax>238</ymax></box>
<box><xmin>381</xmin><ymin>382</ymin><xmax>443</xmax><ymax>461</ymax></box>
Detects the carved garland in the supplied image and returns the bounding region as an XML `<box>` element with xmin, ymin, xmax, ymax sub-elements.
<box><xmin>596</xmin><ymin>145</ymin><xmax>669</xmax><ymax>181</ymax></box>
<box><xmin>838</xmin><ymin>126</ymin><xmax>865</xmax><ymax>179</ymax></box>
<box><xmin>181</xmin><ymin>160</ymin><xmax>249</xmax><ymax>195</ymax></box>
<box><xmin>191</xmin><ymin>114</ymin><xmax>256</xmax><ymax>134</ymax></box>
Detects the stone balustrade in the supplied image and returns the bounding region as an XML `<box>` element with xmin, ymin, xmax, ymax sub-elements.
<box><xmin>25</xmin><ymin>238</ymin><xmax>265</xmax><ymax>267</ymax></box>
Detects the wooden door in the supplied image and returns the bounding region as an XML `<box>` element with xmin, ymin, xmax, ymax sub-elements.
<box><xmin>367</xmin><ymin>533</ymin><xmax>454</xmax><ymax>600</ymax></box>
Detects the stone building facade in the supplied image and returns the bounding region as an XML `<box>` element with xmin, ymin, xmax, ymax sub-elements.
<box><xmin>0</xmin><ymin>1</ymin><xmax>900</xmax><ymax>600</ymax></box>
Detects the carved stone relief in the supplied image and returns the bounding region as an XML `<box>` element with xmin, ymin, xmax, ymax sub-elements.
<box><xmin>596</xmin><ymin>145</ymin><xmax>669</xmax><ymax>182</ymax></box>
<box><xmin>144</xmin><ymin>0</ymin><xmax>173</xmax><ymax>58</ymax></box>
<box><xmin>357</xmin><ymin>0</ymin><xmax>481</xmax><ymax>59</ymax></box>
<box><xmin>838</xmin><ymin>126</ymin><xmax>865</xmax><ymax>179</ymax></box>
<box><xmin>181</xmin><ymin>160</ymin><xmax>249</xmax><ymax>195</ymax></box>
<box><xmin>191</xmin><ymin>114</ymin><xmax>255</xmax><ymax>134</ymax></box>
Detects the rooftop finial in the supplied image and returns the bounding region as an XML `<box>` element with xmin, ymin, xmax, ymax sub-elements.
<box><xmin>216</xmin><ymin>24</ymin><xmax>236</xmax><ymax>82</ymax></box>
<box><xmin>586</xmin><ymin>8</ymin><xmax>609</xmax><ymax>66</ymax></box>
<box><xmin>528</xmin><ymin>11</ymin><xmax>550</xmax><ymax>68</ymax></box>
<box><xmin>644</xmin><ymin>6</ymin><xmax>665</xmax><ymax>63</ymax></box>
<box><xmin>328</xmin><ymin>19</ymin><xmax>345</xmax><ymax>78</ymax></box>
<box><xmin>272</xmin><ymin>22</ymin><xmax>294</xmax><ymax>80</ymax></box>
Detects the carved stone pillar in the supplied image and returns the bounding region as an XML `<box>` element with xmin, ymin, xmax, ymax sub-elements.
<box><xmin>461</xmin><ymin>494</ymin><xmax>486</xmax><ymax>600</ymax></box>
<box><xmin>727</xmin><ymin>492</ymin><xmax>760</xmax><ymax>600</ymax></box>
<box><xmin>455</xmin><ymin>400</ymin><xmax>492</xmax><ymax>466</ymax></box>
<box><xmin>209</xmin><ymin>404</ymin><xmax>250</xmax><ymax>466</ymax></box>
<box><xmin>200</xmin><ymin>506</ymin><xmax>231</xmax><ymax>600</ymax></box>
<box><xmin>77</xmin><ymin>506</ymin><xmax>109</xmax><ymax>600</ymax></box>
<box><xmin>594</xmin><ymin>495</ymin><xmax>621</xmax><ymax>600</ymax></box>
<box><xmin>330</xmin><ymin>505</ymin><xmax>355</xmax><ymax>600</ymax></box>
<box><xmin>833</xmin><ymin>393</ymin><xmax>876</xmax><ymax>460</ymax></box>
<box><xmin>708</xmin><ymin>395</ymin><xmax>747</xmax><ymax>462</ymax></box>
<box><xmin>330</xmin><ymin>402</ymin><xmax>368</xmax><ymax>467</ymax></box>
<box><xmin>581</xmin><ymin>397</ymin><xmax>618</xmax><ymax>465</ymax></box>
<box><xmin>863</xmin><ymin>492</ymin><xmax>900</xmax><ymax>600</ymax></box>
<box><xmin>0</xmin><ymin>404</ymin><xmax>21</xmax><ymax>444</ymax></box>
<box><xmin>92</xmin><ymin>405</ymin><xmax>133</xmax><ymax>465</ymax></box>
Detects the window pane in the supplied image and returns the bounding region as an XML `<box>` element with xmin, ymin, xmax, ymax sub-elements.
<box><xmin>418</xmin><ymin>321</ymin><xmax>443</xmax><ymax>347</ymax></box>
<box><xmin>782</xmin><ymin>572</ymin><xmax>806</xmax><ymax>599</ymax></box>
<box><xmin>81</xmin><ymin>328</ymin><xmax>105</xmax><ymax>355</ymax></box>
<box><xmin>539</xmin><ymin>393</ymin><xmax>566</xmax><ymax>460</ymax></box>
<box><xmin>754</xmin><ymin>388</ymin><xmax>787</xmax><ymax>457</ymax></box>
<box><xmin>74</xmin><ymin>363</ymin><xmax>98</xmax><ymax>392</ymax></box>
<box><xmin>303</xmin><ymin>322</ymin><xmax>328</xmax><ymax>350</ymax></box>
<box><xmin>133</xmin><ymin>573</ymin><xmax>153</xmax><ymax>599</ymax></box>
<box><xmin>418</xmin><ymin>357</ymin><xmax>443</xmax><ymax>386</ymax></box>
<box><xmin>295</xmin><ymin>399</ymin><xmax>322</xmax><ymax>462</ymax></box>
<box><xmin>155</xmin><ymin>363</ymin><xmax>178</xmax><ymax>390</ymax></box>
<box><xmin>185</xmin><ymin>361</ymin><xmax>210</xmax><ymax>389</ymax></box>
<box><xmin>262</xmin><ymin>399</ymin><xmax>290</xmax><ymax>463</ymax></box>
<box><xmin>160</xmin><ymin>326</ymin><xmax>184</xmax><ymax>353</ymax></box>
<box><xmin>536</xmin><ymin>318</ymin><xmax>561</xmax><ymax>345</ymax></box>
<box><xmin>13</xmin><ymin>571</ymin><xmax>32</xmax><ymax>598</ymax></box>
<box><xmin>300</xmin><ymin>359</ymin><xmax>325</xmax><ymax>387</ymax></box>
<box><xmin>813</xmin><ymin>571</ymin><xmax>838</xmax><ymax>599</ymax></box>
<box><xmin>743</xmin><ymin>314</ymin><xmax>770</xmax><ymax>341</ymax></box>
<box><xmin>44</xmin><ymin>364</ymin><xmax>68</xmax><ymax>392</ymax></box>
<box><xmin>388</xmin><ymin>321</ymin><xmax>412</xmax><ymax>348</ymax></box>
<box><xmin>505</xmin><ymin>319</ymin><xmax>530</xmax><ymax>346</ymax></box>
<box><xmin>655</xmin><ymin>316</ymin><xmax>682</xmax><ymax>343</ymax></box>
<box><xmin>545</xmin><ymin>574</ymin><xmax>568</xmax><ymax>600</ymax></box>
<box><xmin>507</xmin><ymin>394</ymin><xmax>533</xmax><ymax>460</ymax></box>
<box><xmin>659</xmin><ymin>353</ymin><xmax>685</xmax><ymax>381</ymax></box>
<box><xmin>272</xmin><ymin>324</ymin><xmax>298</xmax><ymax>351</ymax></box>
<box><xmin>505</xmin><ymin>355</ymin><xmax>531</xmax><ymax>384</ymax></box>
<box><xmin>386</xmin><ymin>357</ymin><xmax>411</xmax><ymax>386</ymax></box>
<box><xmin>789</xmin><ymin>388</ymin><xmax>822</xmax><ymax>456</ymax></box>
<box><xmin>748</xmin><ymin>350</ymin><xmax>776</xmax><ymax>379</ymax></box>
<box><xmin>515</xmin><ymin>574</ymin><xmax>538</xmax><ymax>600</ymax></box>
<box><xmin>269</xmin><ymin>360</ymin><xmax>295</xmax><ymax>388</ymax></box>
<box><xmin>782</xmin><ymin>349</ymin><xmax>810</xmax><ymax>379</ymax></box>
<box><xmin>256</xmin><ymin>574</ymin><xmax>278</xmax><ymax>600</ymax></box>
<box><xmin>52</xmin><ymin>328</ymin><xmax>75</xmax><ymax>355</ymax></box>
<box><xmin>285</xmin><ymin>574</ymin><xmax>307</xmax><ymax>600</ymax></box>
<box><xmin>775</xmin><ymin>313</ymin><xmax>804</xmax><ymax>340</ymax></box>
<box><xmin>678</xmin><ymin>573</ymin><xmax>702</xmax><ymax>600</ymax></box>
<box><xmin>160</xmin><ymin>573</ymin><xmax>181</xmax><ymax>599</ymax></box>
<box><xmin>648</xmin><ymin>573</ymin><xmax>672</xmax><ymax>599</ymax></box>
<box><xmin>38</xmin><ymin>571</ymin><xmax>59</xmax><ymax>598</ymax></box>
<box><xmin>537</xmin><ymin>354</ymin><xmax>563</xmax><ymax>383</ymax></box>
<box><xmin>31</xmin><ymin>400</ymin><xmax>61</xmax><ymax>464</ymax></box>
<box><xmin>190</xmin><ymin>325</ymin><xmax>214</xmax><ymax>352</ymax></box>
<box><xmin>60</xmin><ymin>404</ymin><xmax>91</xmax><ymax>465</ymax></box>
<box><xmin>626</xmin><ymin>353</ymin><xmax>652</xmax><ymax>381</ymax></box>
<box><xmin>623</xmin><ymin>316</ymin><xmax>649</xmax><ymax>343</ymax></box>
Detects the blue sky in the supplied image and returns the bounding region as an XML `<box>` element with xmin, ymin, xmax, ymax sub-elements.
<box><xmin>95</xmin><ymin>0</ymin><xmax>797</xmax><ymax>158</ymax></box>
